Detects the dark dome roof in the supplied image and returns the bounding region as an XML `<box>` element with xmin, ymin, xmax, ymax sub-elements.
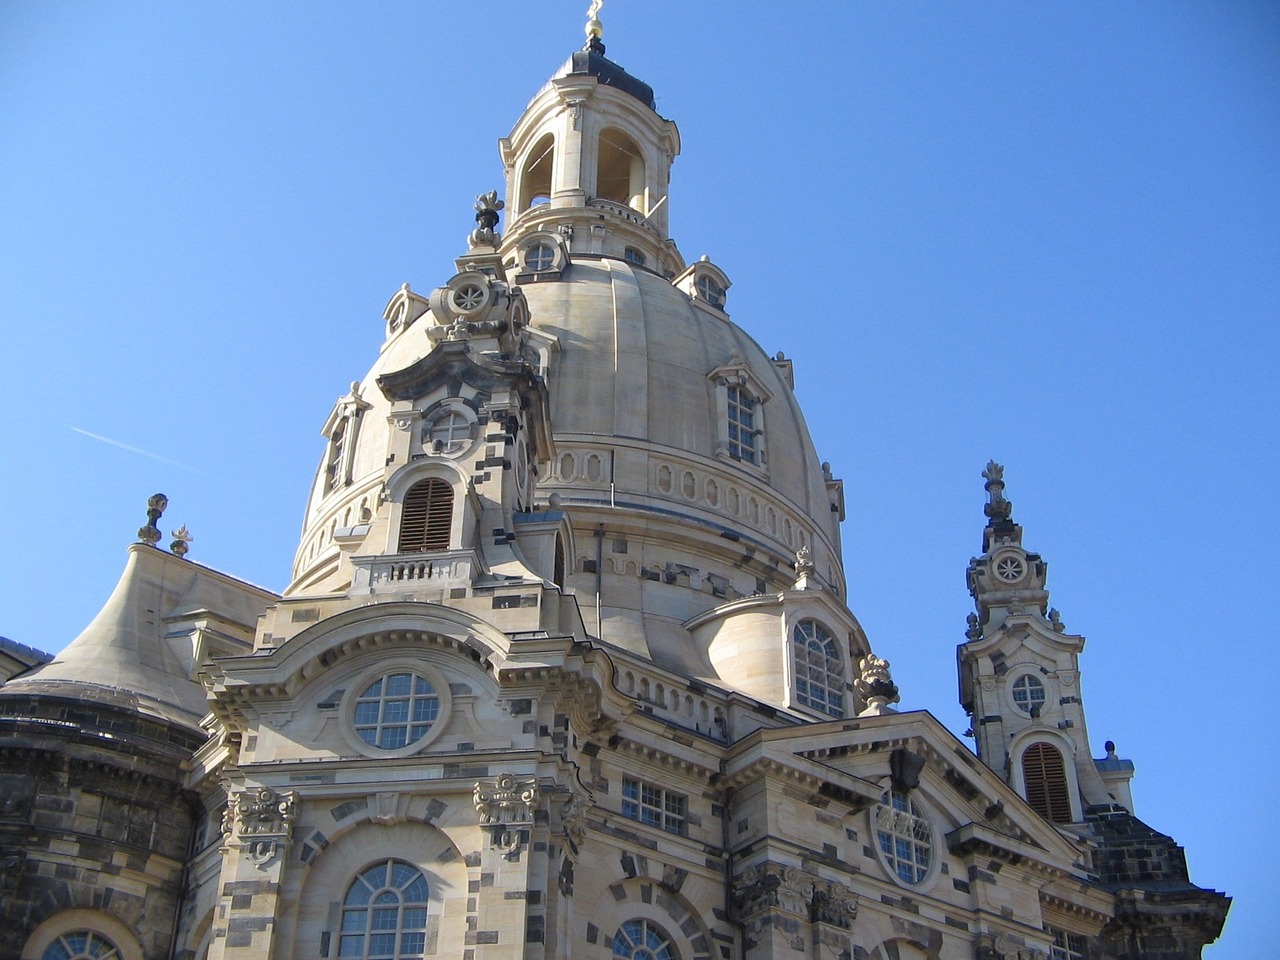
<box><xmin>555</xmin><ymin>39</ymin><xmax>656</xmax><ymax>111</ymax></box>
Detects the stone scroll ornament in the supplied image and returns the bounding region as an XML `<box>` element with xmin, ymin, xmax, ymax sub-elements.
<box><xmin>222</xmin><ymin>787</ymin><xmax>298</xmax><ymax>868</ymax></box>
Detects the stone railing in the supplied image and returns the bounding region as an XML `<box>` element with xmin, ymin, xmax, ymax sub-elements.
<box><xmin>586</xmin><ymin>198</ymin><xmax>660</xmax><ymax>236</ymax></box>
<box><xmin>350</xmin><ymin>550</ymin><xmax>480</xmax><ymax>595</ymax></box>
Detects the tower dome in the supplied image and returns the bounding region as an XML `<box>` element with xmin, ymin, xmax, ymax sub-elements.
<box><xmin>287</xmin><ymin>37</ymin><xmax>864</xmax><ymax>713</ymax></box>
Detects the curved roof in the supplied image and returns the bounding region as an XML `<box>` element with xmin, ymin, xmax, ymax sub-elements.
<box><xmin>0</xmin><ymin>544</ymin><xmax>276</xmax><ymax>731</ymax></box>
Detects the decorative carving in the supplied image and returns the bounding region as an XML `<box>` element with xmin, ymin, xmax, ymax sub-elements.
<box><xmin>1048</xmin><ymin>608</ymin><xmax>1066</xmax><ymax>632</ymax></box>
<box><xmin>224</xmin><ymin>787</ymin><xmax>297</xmax><ymax>836</ymax></box>
<box><xmin>890</xmin><ymin>747</ymin><xmax>927</xmax><ymax>793</ymax></box>
<box><xmin>810</xmin><ymin>880</ymin><xmax>858</xmax><ymax>928</ymax></box>
<box><xmin>733</xmin><ymin>863</ymin><xmax>858</xmax><ymax>928</ymax></box>
<box><xmin>974</xmin><ymin>933</ymin><xmax>1049</xmax><ymax>960</ymax></box>
<box><xmin>469</xmin><ymin>190</ymin><xmax>504</xmax><ymax>248</ymax></box>
<box><xmin>855</xmin><ymin>654</ymin><xmax>900</xmax><ymax>716</ymax></box>
<box><xmin>170</xmin><ymin>524</ymin><xmax>193</xmax><ymax>558</ymax></box>
<box><xmin>793</xmin><ymin>546</ymin><xmax>816</xmax><ymax>589</ymax></box>
<box><xmin>137</xmin><ymin>492</ymin><xmax>168</xmax><ymax>545</ymax></box>
<box><xmin>966</xmin><ymin>612</ymin><xmax>982</xmax><ymax>640</ymax></box>
<box><xmin>983</xmin><ymin>460</ymin><xmax>1013</xmax><ymax>522</ymax></box>
<box><xmin>560</xmin><ymin>792</ymin><xmax>590</xmax><ymax>848</ymax></box>
<box><xmin>474</xmin><ymin>773</ymin><xmax>538</xmax><ymax>825</ymax></box>
<box><xmin>585</xmin><ymin>0</ymin><xmax>604</xmax><ymax>42</ymax></box>
<box><xmin>222</xmin><ymin>787</ymin><xmax>297</xmax><ymax>868</ymax></box>
<box><xmin>733</xmin><ymin>863</ymin><xmax>814</xmax><ymax>919</ymax></box>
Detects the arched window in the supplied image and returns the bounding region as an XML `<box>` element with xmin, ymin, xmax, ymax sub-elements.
<box><xmin>326</xmin><ymin>417</ymin><xmax>347</xmax><ymax>492</ymax></box>
<box><xmin>597</xmin><ymin>128</ymin><xmax>645</xmax><ymax>210</ymax></box>
<box><xmin>612</xmin><ymin>919</ymin><xmax>678</xmax><ymax>960</ymax></box>
<box><xmin>1022</xmin><ymin>741</ymin><xmax>1072</xmax><ymax>823</ymax></box>
<box><xmin>520</xmin><ymin>133</ymin><xmax>554</xmax><ymax>210</ymax></box>
<box><xmin>793</xmin><ymin>620</ymin><xmax>844</xmax><ymax>717</ymax></box>
<box><xmin>41</xmin><ymin>932</ymin><xmax>121</xmax><ymax>960</ymax></box>
<box><xmin>399</xmin><ymin>479</ymin><xmax>453</xmax><ymax>552</ymax></box>
<box><xmin>727</xmin><ymin>384</ymin><xmax>760</xmax><ymax>464</ymax></box>
<box><xmin>553</xmin><ymin>535</ymin><xmax>566</xmax><ymax>589</ymax></box>
<box><xmin>339</xmin><ymin>859</ymin><xmax>429</xmax><ymax>960</ymax></box>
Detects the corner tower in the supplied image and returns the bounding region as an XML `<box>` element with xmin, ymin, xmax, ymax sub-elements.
<box><xmin>958</xmin><ymin>462</ymin><xmax>1124</xmax><ymax>823</ymax></box>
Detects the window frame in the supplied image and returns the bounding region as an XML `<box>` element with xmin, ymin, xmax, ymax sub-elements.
<box><xmin>707</xmin><ymin>360</ymin><xmax>772</xmax><ymax>476</ymax></box>
<box><xmin>872</xmin><ymin>789</ymin><xmax>936</xmax><ymax>888</ymax></box>
<box><xmin>397</xmin><ymin>477</ymin><xmax>455</xmax><ymax>553</ymax></box>
<box><xmin>621</xmin><ymin>777</ymin><xmax>687</xmax><ymax>836</ymax></box>
<box><xmin>612</xmin><ymin>918</ymin><xmax>679</xmax><ymax>960</ymax></box>
<box><xmin>340</xmin><ymin>660</ymin><xmax>452</xmax><ymax>760</ymax></box>
<box><xmin>791</xmin><ymin>619</ymin><xmax>846</xmax><ymax>718</ymax></box>
<box><xmin>1049</xmin><ymin>927</ymin><xmax>1088</xmax><ymax>960</ymax></box>
<box><xmin>338</xmin><ymin>859</ymin><xmax>430</xmax><ymax>960</ymax></box>
<box><xmin>1011</xmin><ymin>673</ymin><xmax>1047</xmax><ymax>716</ymax></box>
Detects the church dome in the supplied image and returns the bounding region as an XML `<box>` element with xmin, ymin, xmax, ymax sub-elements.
<box><xmin>285</xmin><ymin>38</ymin><xmax>859</xmax><ymax>701</ymax></box>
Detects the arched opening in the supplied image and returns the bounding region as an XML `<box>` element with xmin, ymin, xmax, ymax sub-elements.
<box><xmin>597</xmin><ymin>128</ymin><xmax>645</xmax><ymax>210</ymax></box>
<box><xmin>519</xmin><ymin>133</ymin><xmax>555</xmax><ymax>210</ymax></box>
<box><xmin>399</xmin><ymin>478</ymin><xmax>453</xmax><ymax>552</ymax></box>
<box><xmin>1022</xmin><ymin>741</ymin><xmax>1072</xmax><ymax>823</ymax></box>
<box><xmin>553</xmin><ymin>535</ymin><xmax>566</xmax><ymax>589</ymax></box>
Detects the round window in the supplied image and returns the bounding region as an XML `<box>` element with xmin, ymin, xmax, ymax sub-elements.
<box><xmin>449</xmin><ymin>281</ymin><xmax>488</xmax><ymax>314</ymax></box>
<box><xmin>1012</xmin><ymin>673</ymin><xmax>1046</xmax><ymax>716</ymax></box>
<box><xmin>994</xmin><ymin>555</ymin><xmax>1026</xmax><ymax>582</ymax></box>
<box><xmin>525</xmin><ymin>241</ymin><xmax>555</xmax><ymax>272</ymax></box>
<box><xmin>423</xmin><ymin>407</ymin><xmax>475</xmax><ymax>455</ymax></box>
<box><xmin>352</xmin><ymin>671</ymin><xmax>441</xmax><ymax>750</ymax></box>
<box><xmin>873</xmin><ymin>789</ymin><xmax>934</xmax><ymax>886</ymax></box>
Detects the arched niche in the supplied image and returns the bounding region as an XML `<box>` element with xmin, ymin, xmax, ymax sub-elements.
<box><xmin>519</xmin><ymin>132</ymin><xmax>555</xmax><ymax>211</ymax></box>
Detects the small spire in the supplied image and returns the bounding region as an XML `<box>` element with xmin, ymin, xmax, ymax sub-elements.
<box><xmin>982</xmin><ymin>459</ymin><xmax>1013</xmax><ymax>523</ymax></box>
<box><xmin>584</xmin><ymin>0</ymin><xmax>605</xmax><ymax>53</ymax></box>
<box><xmin>137</xmin><ymin>493</ymin><xmax>168</xmax><ymax>546</ymax></box>
<box><xmin>170</xmin><ymin>525</ymin><xmax>193</xmax><ymax>558</ymax></box>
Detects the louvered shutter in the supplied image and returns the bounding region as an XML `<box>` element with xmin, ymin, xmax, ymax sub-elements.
<box><xmin>400</xmin><ymin>479</ymin><xmax>453</xmax><ymax>552</ymax></box>
<box><xmin>1022</xmin><ymin>742</ymin><xmax>1072</xmax><ymax>823</ymax></box>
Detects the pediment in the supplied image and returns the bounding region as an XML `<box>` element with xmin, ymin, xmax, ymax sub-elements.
<box><xmin>724</xmin><ymin>710</ymin><xmax>1087</xmax><ymax>875</ymax></box>
<box><xmin>377</xmin><ymin>339</ymin><xmax>538</xmax><ymax>402</ymax></box>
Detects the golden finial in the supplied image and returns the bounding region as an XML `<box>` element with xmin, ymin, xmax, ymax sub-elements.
<box><xmin>585</xmin><ymin>0</ymin><xmax>604</xmax><ymax>41</ymax></box>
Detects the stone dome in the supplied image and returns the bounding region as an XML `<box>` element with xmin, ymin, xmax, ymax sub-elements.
<box><xmin>284</xmin><ymin>44</ymin><xmax>861</xmax><ymax>694</ymax></box>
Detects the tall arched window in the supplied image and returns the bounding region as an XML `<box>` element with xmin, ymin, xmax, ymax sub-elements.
<box><xmin>520</xmin><ymin>133</ymin><xmax>554</xmax><ymax>210</ymax></box>
<box><xmin>727</xmin><ymin>384</ymin><xmax>759</xmax><ymax>464</ymax></box>
<box><xmin>1022</xmin><ymin>741</ymin><xmax>1072</xmax><ymax>823</ymax></box>
<box><xmin>612</xmin><ymin>919</ymin><xmax>678</xmax><ymax>960</ymax></box>
<box><xmin>339</xmin><ymin>859</ymin><xmax>429</xmax><ymax>960</ymax></box>
<box><xmin>793</xmin><ymin>620</ymin><xmax>844</xmax><ymax>718</ymax></box>
<box><xmin>326</xmin><ymin>418</ymin><xmax>347</xmax><ymax>492</ymax></box>
<box><xmin>41</xmin><ymin>932</ymin><xmax>121</xmax><ymax>960</ymax></box>
<box><xmin>399</xmin><ymin>479</ymin><xmax>453</xmax><ymax>552</ymax></box>
<box><xmin>597</xmin><ymin>128</ymin><xmax>645</xmax><ymax>210</ymax></box>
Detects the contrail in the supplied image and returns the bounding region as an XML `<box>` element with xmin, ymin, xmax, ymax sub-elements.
<box><xmin>68</xmin><ymin>427</ymin><xmax>201</xmax><ymax>473</ymax></box>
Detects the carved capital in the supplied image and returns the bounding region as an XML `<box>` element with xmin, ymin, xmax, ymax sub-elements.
<box><xmin>733</xmin><ymin>863</ymin><xmax>815</xmax><ymax>920</ymax></box>
<box><xmin>810</xmin><ymin>878</ymin><xmax>859</xmax><ymax>929</ymax></box>
<box><xmin>223</xmin><ymin>787</ymin><xmax>297</xmax><ymax>838</ymax></box>
<box><xmin>474</xmin><ymin>774</ymin><xmax>539</xmax><ymax>825</ymax></box>
<box><xmin>222</xmin><ymin>787</ymin><xmax>297</xmax><ymax>869</ymax></box>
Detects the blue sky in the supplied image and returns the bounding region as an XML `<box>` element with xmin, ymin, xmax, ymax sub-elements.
<box><xmin>2</xmin><ymin>2</ymin><xmax>1276</xmax><ymax>954</ymax></box>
